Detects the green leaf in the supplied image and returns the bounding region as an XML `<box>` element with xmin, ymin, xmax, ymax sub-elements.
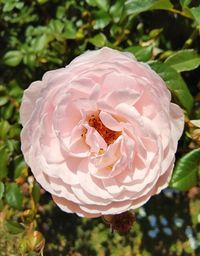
<box><xmin>56</xmin><ymin>6</ymin><xmax>66</xmax><ymax>19</ymax></box>
<box><xmin>149</xmin><ymin>61</ymin><xmax>194</xmax><ymax>113</ymax></box>
<box><xmin>49</xmin><ymin>19</ymin><xmax>64</xmax><ymax>34</ymax></box>
<box><xmin>14</xmin><ymin>156</ymin><xmax>27</xmax><ymax>179</ymax></box>
<box><xmin>3</xmin><ymin>2</ymin><xmax>16</xmax><ymax>12</ymax></box>
<box><xmin>6</xmin><ymin>139</ymin><xmax>20</xmax><ymax>154</ymax></box>
<box><xmin>86</xmin><ymin>0</ymin><xmax>97</xmax><ymax>6</ymax></box>
<box><xmin>149</xmin><ymin>28</ymin><xmax>163</xmax><ymax>38</ymax></box>
<box><xmin>15</xmin><ymin>2</ymin><xmax>24</xmax><ymax>9</ymax></box>
<box><xmin>3</xmin><ymin>51</ymin><xmax>22</xmax><ymax>67</ymax></box>
<box><xmin>0</xmin><ymin>182</ymin><xmax>4</xmax><ymax>200</ymax></box>
<box><xmin>0</xmin><ymin>96</ymin><xmax>8</xmax><ymax>106</ymax></box>
<box><xmin>165</xmin><ymin>49</ymin><xmax>200</xmax><ymax>72</ymax></box>
<box><xmin>5</xmin><ymin>220</ymin><xmax>25</xmax><ymax>234</ymax></box>
<box><xmin>126</xmin><ymin>45</ymin><xmax>152</xmax><ymax>61</ymax></box>
<box><xmin>32</xmin><ymin>183</ymin><xmax>41</xmax><ymax>203</ymax></box>
<box><xmin>96</xmin><ymin>0</ymin><xmax>109</xmax><ymax>11</ymax></box>
<box><xmin>63</xmin><ymin>21</ymin><xmax>76</xmax><ymax>39</ymax></box>
<box><xmin>0</xmin><ymin>85</ymin><xmax>6</xmax><ymax>94</ymax></box>
<box><xmin>86</xmin><ymin>0</ymin><xmax>109</xmax><ymax>11</ymax></box>
<box><xmin>34</xmin><ymin>34</ymin><xmax>48</xmax><ymax>52</ymax></box>
<box><xmin>125</xmin><ymin>0</ymin><xmax>173</xmax><ymax>16</ymax></box>
<box><xmin>0</xmin><ymin>147</ymin><xmax>9</xmax><ymax>180</ymax></box>
<box><xmin>110</xmin><ymin>0</ymin><xmax>125</xmax><ymax>23</ymax></box>
<box><xmin>88</xmin><ymin>33</ymin><xmax>107</xmax><ymax>47</ymax></box>
<box><xmin>150</xmin><ymin>0</ymin><xmax>173</xmax><ymax>10</ymax></box>
<box><xmin>9</xmin><ymin>124</ymin><xmax>21</xmax><ymax>139</ymax></box>
<box><xmin>5</xmin><ymin>183</ymin><xmax>23</xmax><ymax>210</ymax></box>
<box><xmin>23</xmin><ymin>53</ymin><xmax>36</xmax><ymax>68</ymax></box>
<box><xmin>180</xmin><ymin>0</ymin><xmax>192</xmax><ymax>7</ymax></box>
<box><xmin>0</xmin><ymin>120</ymin><xmax>10</xmax><ymax>140</ymax></box>
<box><xmin>37</xmin><ymin>0</ymin><xmax>48</xmax><ymax>4</ymax></box>
<box><xmin>8</xmin><ymin>81</ymin><xmax>23</xmax><ymax>98</ymax></box>
<box><xmin>170</xmin><ymin>148</ymin><xmax>200</xmax><ymax>191</ymax></box>
<box><xmin>93</xmin><ymin>11</ymin><xmax>111</xmax><ymax>29</ymax></box>
<box><xmin>2</xmin><ymin>104</ymin><xmax>15</xmax><ymax>120</ymax></box>
<box><xmin>190</xmin><ymin>6</ymin><xmax>200</xmax><ymax>25</ymax></box>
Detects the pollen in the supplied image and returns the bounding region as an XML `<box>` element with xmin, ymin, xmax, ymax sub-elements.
<box><xmin>98</xmin><ymin>148</ymin><xmax>105</xmax><ymax>155</ymax></box>
<box><xmin>88</xmin><ymin>113</ymin><xmax>121</xmax><ymax>145</ymax></box>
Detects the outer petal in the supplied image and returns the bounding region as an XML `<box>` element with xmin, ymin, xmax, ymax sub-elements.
<box><xmin>20</xmin><ymin>81</ymin><xmax>43</xmax><ymax>126</ymax></box>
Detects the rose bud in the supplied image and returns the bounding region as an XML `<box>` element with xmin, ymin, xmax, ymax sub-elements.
<box><xmin>103</xmin><ymin>211</ymin><xmax>135</xmax><ymax>233</ymax></box>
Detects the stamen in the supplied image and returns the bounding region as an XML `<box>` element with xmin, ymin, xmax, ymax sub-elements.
<box><xmin>98</xmin><ymin>148</ymin><xmax>105</xmax><ymax>155</ymax></box>
<box><xmin>88</xmin><ymin>113</ymin><xmax>121</xmax><ymax>145</ymax></box>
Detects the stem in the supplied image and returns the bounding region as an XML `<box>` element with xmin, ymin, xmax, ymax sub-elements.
<box><xmin>168</xmin><ymin>8</ymin><xmax>193</xmax><ymax>19</ymax></box>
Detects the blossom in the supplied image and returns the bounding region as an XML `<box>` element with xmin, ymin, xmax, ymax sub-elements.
<box><xmin>20</xmin><ymin>47</ymin><xmax>184</xmax><ymax>217</ymax></box>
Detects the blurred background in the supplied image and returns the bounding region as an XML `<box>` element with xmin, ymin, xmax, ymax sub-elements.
<box><xmin>0</xmin><ymin>0</ymin><xmax>200</xmax><ymax>255</ymax></box>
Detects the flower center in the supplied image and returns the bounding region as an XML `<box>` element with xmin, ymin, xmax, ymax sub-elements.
<box><xmin>88</xmin><ymin>113</ymin><xmax>121</xmax><ymax>145</ymax></box>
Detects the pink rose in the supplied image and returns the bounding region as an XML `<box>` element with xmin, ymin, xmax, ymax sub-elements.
<box><xmin>20</xmin><ymin>47</ymin><xmax>184</xmax><ymax>218</ymax></box>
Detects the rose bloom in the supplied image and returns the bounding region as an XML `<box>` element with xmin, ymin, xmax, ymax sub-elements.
<box><xmin>20</xmin><ymin>47</ymin><xmax>184</xmax><ymax>218</ymax></box>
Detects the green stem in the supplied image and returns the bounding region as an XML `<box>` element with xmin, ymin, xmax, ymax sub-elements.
<box><xmin>168</xmin><ymin>8</ymin><xmax>193</xmax><ymax>19</ymax></box>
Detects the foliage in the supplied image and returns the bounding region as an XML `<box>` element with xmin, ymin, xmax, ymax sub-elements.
<box><xmin>0</xmin><ymin>0</ymin><xmax>200</xmax><ymax>255</ymax></box>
